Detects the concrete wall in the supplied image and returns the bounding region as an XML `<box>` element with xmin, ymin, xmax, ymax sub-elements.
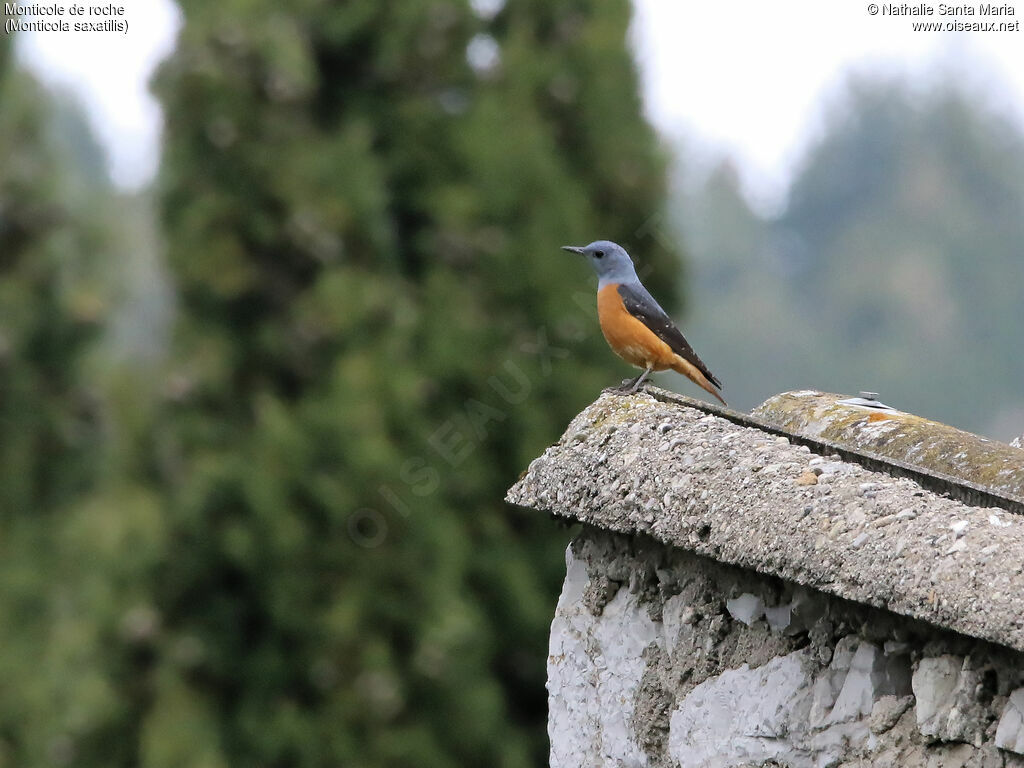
<box><xmin>550</xmin><ymin>526</ymin><xmax>1024</xmax><ymax>768</ymax></box>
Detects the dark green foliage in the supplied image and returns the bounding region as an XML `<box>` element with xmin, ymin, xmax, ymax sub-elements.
<box><xmin>132</xmin><ymin>1</ymin><xmax>680</xmax><ymax>766</ymax></box>
<box><xmin>0</xmin><ymin>2</ymin><xmax>677</xmax><ymax>763</ymax></box>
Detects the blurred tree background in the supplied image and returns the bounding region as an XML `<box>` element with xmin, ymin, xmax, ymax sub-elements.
<box><xmin>2</xmin><ymin>1</ymin><xmax>1024</xmax><ymax>766</ymax></box>
<box><xmin>0</xmin><ymin>17</ymin><xmax>113</xmax><ymax>517</ymax></box>
<box><xmin>675</xmin><ymin>75</ymin><xmax>1024</xmax><ymax>440</ymax></box>
<box><xmin>0</xmin><ymin>10</ymin><xmax>155</xmax><ymax>767</ymax></box>
<box><xmin>1</xmin><ymin>1</ymin><xmax>679</xmax><ymax>766</ymax></box>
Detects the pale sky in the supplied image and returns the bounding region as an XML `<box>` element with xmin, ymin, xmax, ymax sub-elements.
<box><xmin>631</xmin><ymin>0</ymin><xmax>1024</xmax><ymax>209</ymax></box>
<box><xmin>13</xmin><ymin>0</ymin><xmax>181</xmax><ymax>187</ymax></box>
<box><xmin>13</xmin><ymin>0</ymin><xmax>1024</xmax><ymax>207</ymax></box>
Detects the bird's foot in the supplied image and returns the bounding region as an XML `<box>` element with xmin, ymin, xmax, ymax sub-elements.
<box><xmin>605</xmin><ymin>373</ymin><xmax>650</xmax><ymax>395</ymax></box>
<box><xmin>627</xmin><ymin>368</ymin><xmax>654</xmax><ymax>394</ymax></box>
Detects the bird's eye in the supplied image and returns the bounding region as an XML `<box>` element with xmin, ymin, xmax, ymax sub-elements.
<box><xmin>594</xmin><ymin>250</ymin><xmax>605</xmax><ymax>258</ymax></box>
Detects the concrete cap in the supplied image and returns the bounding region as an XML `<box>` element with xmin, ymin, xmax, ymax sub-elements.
<box><xmin>507</xmin><ymin>388</ymin><xmax>1024</xmax><ymax>652</ymax></box>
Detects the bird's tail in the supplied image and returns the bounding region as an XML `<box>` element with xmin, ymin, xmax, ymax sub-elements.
<box><xmin>670</xmin><ymin>354</ymin><xmax>727</xmax><ymax>407</ymax></box>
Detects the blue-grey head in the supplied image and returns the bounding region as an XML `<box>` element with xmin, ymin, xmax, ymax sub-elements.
<box><xmin>561</xmin><ymin>240</ymin><xmax>638</xmax><ymax>287</ymax></box>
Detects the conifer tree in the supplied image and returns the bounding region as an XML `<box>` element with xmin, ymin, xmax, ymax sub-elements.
<box><xmin>140</xmin><ymin>1</ymin><xmax>681</xmax><ymax>764</ymax></box>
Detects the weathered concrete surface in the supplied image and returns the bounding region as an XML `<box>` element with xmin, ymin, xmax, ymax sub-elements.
<box><xmin>506</xmin><ymin>388</ymin><xmax>1024</xmax><ymax>653</ymax></box>
<box><xmin>548</xmin><ymin>528</ymin><xmax>1024</xmax><ymax>768</ymax></box>
<box><xmin>755</xmin><ymin>390</ymin><xmax>1024</xmax><ymax>506</ymax></box>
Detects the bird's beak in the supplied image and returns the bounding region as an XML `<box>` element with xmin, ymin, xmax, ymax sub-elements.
<box><xmin>561</xmin><ymin>246</ymin><xmax>585</xmax><ymax>255</ymax></box>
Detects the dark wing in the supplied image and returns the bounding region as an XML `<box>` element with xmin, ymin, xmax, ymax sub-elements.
<box><xmin>617</xmin><ymin>283</ymin><xmax>722</xmax><ymax>389</ymax></box>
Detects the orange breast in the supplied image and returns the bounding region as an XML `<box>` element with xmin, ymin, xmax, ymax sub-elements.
<box><xmin>596</xmin><ymin>283</ymin><xmax>676</xmax><ymax>370</ymax></box>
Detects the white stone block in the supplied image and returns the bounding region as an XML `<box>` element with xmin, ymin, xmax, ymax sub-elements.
<box><xmin>726</xmin><ymin>592</ymin><xmax>764</xmax><ymax>626</ymax></box>
<box><xmin>668</xmin><ymin>651</ymin><xmax>815</xmax><ymax>766</ymax></box>
<box><xmin>913</xmin><ymin>655</ymin><xmax>962</xmax><ymax>739</ymax></box>
<box><xmin>829</xmin><ymin>642</ymin><xmax>880</xmax><ymax>724</ymax></box>
<box><xmin>765</xmin><ymin>602</ymin><xmax>792</xmax><ymax>631</ymax></box>
<box><xmin>548</xmin><ymin>545</ymin><xmax>660</xmax><ymax>768</ymax></box>
<box><xmin>996</xmin><ymin>688</ymin><xmax>1024</xmax><ymax>754</ymax></box>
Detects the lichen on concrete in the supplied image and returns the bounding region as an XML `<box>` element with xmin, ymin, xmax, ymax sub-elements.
<box><xmin>754</xmin><ymin>390</ymin><xmax>1024</xmax><ymax>505</ymax></box>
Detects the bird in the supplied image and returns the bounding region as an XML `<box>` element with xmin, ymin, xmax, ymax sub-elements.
<box><xmin>561</xmin><ymin>240</ymin><xmax>726</xmax><ymax>405</ymax></box>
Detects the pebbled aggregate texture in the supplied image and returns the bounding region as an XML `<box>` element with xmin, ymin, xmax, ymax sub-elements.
<box><xmin>507</xmin><ymin>389</ymin><xmax>1024</xmax><ymax>654</ymax></box>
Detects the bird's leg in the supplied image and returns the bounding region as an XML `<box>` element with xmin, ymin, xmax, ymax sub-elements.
<box><xmin>616</xmin><ymin>373</ymin><xmax>640</xmax><ymax>391</ymax></box>
<box><xmin>627</xmin><ymin>366</ymin><xmax>653</xmax><ymax>394</ymax></box>
<box><xmin>616</xmin><ymin>371</ymin><xmax>643</xmax><ymax>392</ymax></box>
<box><xmin>609</xmin><ymin>367</ymin><xmax>653</xmax><ymax>395</ymax></box>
